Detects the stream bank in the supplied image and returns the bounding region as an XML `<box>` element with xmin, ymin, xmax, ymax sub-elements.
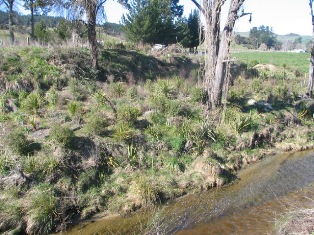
<box><xmin>60</xmin><ymin>149</ymin><xmax>314</xmax><ymax>235</ymax></box>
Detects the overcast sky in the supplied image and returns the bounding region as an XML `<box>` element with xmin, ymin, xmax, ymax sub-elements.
<box><xmin>104</xmin><ymin>0</ymin><xmax>312</xmax><ymax>36</ymax></box>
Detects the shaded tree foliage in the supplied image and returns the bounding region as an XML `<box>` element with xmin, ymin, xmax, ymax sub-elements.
<box><xmin>23</xmin><ymin>0</ymin><xmax>53</xmax><ymax>39</ymax></box>
<box><xmin>180</xmin><ymin>9</ymin><xmax>204</xmax><ymax>52</ymax></box>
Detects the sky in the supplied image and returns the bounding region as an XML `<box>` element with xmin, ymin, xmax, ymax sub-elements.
<box><xmin>103</xmin><ymin>0</ymin><xmax>313</xmax><ymax>36</ymax></box>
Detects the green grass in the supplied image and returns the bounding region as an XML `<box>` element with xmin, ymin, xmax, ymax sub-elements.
<box><xmin>232</xmin><ymin>51</ymin><xmax>310</xmax><ymax>73</ymax></box>
<box><xmin>0</xmin><ymin>43</ymin><xmax>314</xmax><ymax>235</ymax></box>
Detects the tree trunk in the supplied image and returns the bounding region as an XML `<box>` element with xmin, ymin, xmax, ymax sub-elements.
<box><xmin>212</xmin><ymin>0</ymin><xmax>245</xmax><ymax>108</ymax></box>
<box><xmin>8</xmin><ymin>0</ymin><xmax>14</xmax><ymax>44</ymax></box>
<box><xmin>308</xmin><ymin>1</ymin><xmax>314</xmax><ymax>98</ymax></box>
<box><xmin>30</xmin><ymin>0</ymin><xmax>34</xmax><ymax>40</ymax></box>
<box><xmin>203</xmin><ymin>0</ymin><xmax>221</xmax><ymax>109</ymax></box>
<box><xmin>86</xmin><ymin>3</ymin><xmax>99</xmax><ymax>70</ymax></box>
<box><xmin>200</xmin><ymin>0</ymin><xmax>245</xmax><ymax>109</ymax></box>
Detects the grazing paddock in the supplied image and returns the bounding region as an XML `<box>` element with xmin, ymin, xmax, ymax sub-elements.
<box><xmin>232</xmin><ymin>51</ymin><xmax>310</xmax><ymax>74</ymax></box>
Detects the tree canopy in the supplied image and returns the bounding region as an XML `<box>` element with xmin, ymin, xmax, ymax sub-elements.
<box><xmin>122</xmin><ymin>0</ymin><xmax>184</xmax><ymax>45</ymax></box>
<box><xmin>179</xmin><ymin>9</ymin><xmax>203</xmax><ymax>52</ymax></box>
<box><xmin>236</xmin><ymin>25</ymin><xmax>282</xmax><ymax>50</ymax></box>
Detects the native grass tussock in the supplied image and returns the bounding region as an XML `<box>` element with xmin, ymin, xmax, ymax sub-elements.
<box><xmin>0</xmin><ymin>45</ymin><xmax>313</xmax><ymax>234</ymax></box>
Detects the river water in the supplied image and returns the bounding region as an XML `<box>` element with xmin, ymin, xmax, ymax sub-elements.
<box><xmin>62</xmin><ymin>150</ymin><xmax>314</xmax><ymax>235</ymax></box>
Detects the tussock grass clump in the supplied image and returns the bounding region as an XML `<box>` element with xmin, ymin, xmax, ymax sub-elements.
<box><xmin>25</xmin><ymin>184</ymin><xmax>58</xmax><ymax>235</ymax></box>
<box><xmin>49</xmin><ymin>125</ymin><xmax>75</xmax><ymax>148</ymax></box>
<box><xmin>84</xmin><ymin>113</ymin><xmax>109</xmax><ymax>136</ymax></box>
<box><xmin>0</xmin><ymin>187</ymin><xmax>23</xmax><ymax>232</ymax></box>
<box><xmin>21</xmin><ymin>92</ymin><xmax>44</xmax><ymax>115</ymax></box>
<box><xmin>5</xmin><ymin>128</ymin><xmax>31</xmax><ymax>155</ymax></box>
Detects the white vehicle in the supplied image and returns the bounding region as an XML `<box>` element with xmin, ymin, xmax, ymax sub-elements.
<box><xmin>152</xmin><ymin>44</ymin><xmax>166</xmax><ymax>50</ymax></box>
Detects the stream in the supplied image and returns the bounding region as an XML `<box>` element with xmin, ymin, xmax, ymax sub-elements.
<box><xmin>61</xmin><ymin>149</ymin><xmax>314</xmax><ymax>235</ymax></box>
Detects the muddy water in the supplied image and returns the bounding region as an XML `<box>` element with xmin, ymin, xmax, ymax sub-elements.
<box><xmin>62</xmin><ymin>150</ymin><xmax>314</xmax><ymax>235</ymax></box>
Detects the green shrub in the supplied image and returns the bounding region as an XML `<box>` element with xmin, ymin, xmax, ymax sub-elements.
<box><xmin>5</xmin><ymin>128</ymin><xmax>30</xmax><ymax>155</ymax></box>
<box><xmin>110</xmin><ymin>82</ymin><xmax>125</xmax><ymax>98</ymax></box>
<box><xmin>45</xmin><ymin>86</ymin><xmax>59</xmax><ymax>108</ymax></box>
<box><xmin>0</xmin><ymin>154</ymin><xmax>13</xmax><ymax>175</ymax></box>
<box><xmin>154</xmin><ymin>79</ymin><xmax>175</xmax><ymax>98</ymax></box>
<box><xmin>113</xmin><ymin>122</ymin><xmax>135</xmax><ymax>142</ymax></box>
<box><xmin>145</xmin><ymin>124</ymin><xmax>165</xmax><ymax>142</ymax></box>
<box><xmin>41</xmin><ymin>155</ymin><xmax>60</xmax><ymax>177</ymax></box>
<box><xmin>165</xmin><ymin>156</ymin><xmax>181</xmax><ymax>172</ymax></box>
<box><xmin>127</xmin><ymin>85</ymin><xmax>138</xmax><ymax>99</ymax></box>
<box><xmin>190</xmin><ymin>87</ymin><xmax>206</xmax><ymax>103</ymax></box>
<box><xmin>22</xmin><ymin>155</ymin><xmax>39</xmax><ymax>174</ymax></box>
<box><xmin>150</xmin><ymin>112</ymin><xmax>167</xmax><ymax>125</ymax></box>
<box><xmin>21</xmin><ymin>92</ymin><xmax>43</xmax><ymax>115</ymax></box>
<box><xmin>68</xmin><ymin>79</ymin><xmax>86</xmax><ymax>101</ymax></box>
<box><xmin>55</xmin><ymin>19</ymin><xmax>72</xmax><ymax>40</ymax></box>
<box><xmin>77</xmin><ymin>169</ymin><xmax>98</xmax><ymax>193</ymax></box>
<box><xmin>165</xmin><ymin>135</ymin><xmax>185</xmax><ymax>152</ymax></box>
<box><xmin>117</xmin><ymin>105</ymin><xmax>141</xmax><ymax>125</ymax></box>
<box><xmin>149</xmin><ymin>94</ymin><xmax>170</xmax><ymax>113</ymax></box>
<box><xmin>129</xmin><ymin>174</ymin><xmax>159</xmax><ymax>207</ymax></box>
<box><xmin>34</xmin><ymin>20</ymin><xmax>51</xmax><ymax>43</ymax></box>
<box><xmin>67</xmin><ymin>101</ymin><xmax>81</xmax><ymax>120</ymax></box>
<box><xmin>49</xmin><ymin>125</ymin><xmax>74</xmax><ymax>148</ymax></box>
<box><xmin>84</xmin><ymin>114</ymin><xmax>109</xmax><ymax>136</ymax></box>
<box><xmin>251</xmin><ymin>78</ymin><xmax>262</xmax><ymax>92</ymax></box>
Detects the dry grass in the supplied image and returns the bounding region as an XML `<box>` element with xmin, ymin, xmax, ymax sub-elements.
<box><xmin>276</xmin><ymin>209</ymin><xmax>314</xmax><ymax>235</ymax></box>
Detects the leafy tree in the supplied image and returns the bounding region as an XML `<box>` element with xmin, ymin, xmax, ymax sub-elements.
<box><xmin>55</xmin><ymin>19</ymin><xmax>72</xmax><ymax>40</ymax></box>
<box><xmin>234</xmin><ymin>34</ymin><xmax>250</xmax><ymax>45</ymax></box>
<box><xmin>61</xmin><ymin>0</ymin><xmax>127</xmax><ymax>69</ymax></box>
<box><xmin>34</xmin><ymin>19</ymin><xmax>50</xmax><ymax>43</ymax></box>
<box><xmin>0</xmin><ymin>0</ymin><xmax>16</xmax><ymax>43</ymax></box>
<box><xmin>23</xmin><ymin>0</ymin><xmax>53</xmax><ymax>40</ymax></box>
<box><xmin>249</xmin><ymin>25</ymin><xmax>280</xmax><ymax>50</ymax></box>
<box><xmin>122</xmin><ymin>0</ymin><xmax>183</xmax><ymax>45</ymax></box>
<box><xmin>180</xmin><ymin>9</ymin><xmax>203</xmax><ymax>52</ymax></box>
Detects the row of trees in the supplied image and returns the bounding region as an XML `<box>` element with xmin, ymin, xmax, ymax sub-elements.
<box><xmin>0</xmin><ymin>10</ymin><xmax>64</xmax><ymax>28</ymax></box>
<box><xmin>0</xmin><ymin>0</ymin><xmax>54</xmax><ymax>43</ymax></box>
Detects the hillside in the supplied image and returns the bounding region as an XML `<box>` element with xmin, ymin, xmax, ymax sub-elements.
<box><xmin>235</xmin><ymin>31</ymin><xmax>311</xmax><ymax>45</ymax></box>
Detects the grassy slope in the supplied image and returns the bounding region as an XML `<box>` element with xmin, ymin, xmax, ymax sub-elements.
<box><xmin>0</xmin><ymin>42</ymin><xmax>313</xmax><ymax>235</ymax></box>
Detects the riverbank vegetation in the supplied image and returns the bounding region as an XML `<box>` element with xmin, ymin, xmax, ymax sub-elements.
<box><xmin>0</xmin><ymin>43</ymin><xmax>313</xmax><ymax>234</ymax></box>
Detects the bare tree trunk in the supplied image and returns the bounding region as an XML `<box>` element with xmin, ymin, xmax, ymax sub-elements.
<box><xmin>194</xmin><ymin>0</ymin><xmax>246</xmax><ymax>109</ymax></box>
<box><xmin>308</xmin><ymin>0</ymin><xmax>314</xmax><ymax>98</ymax></box>
<box><xmin>8</xmin><ymin>0</ymin><xmax>15</xmax><ymax>44</ymax></box>
<box><xmin>86</xmin><ymin>2</ymin><xmax>99</xmax><ymax>69</ymax></box>
<box><xmin>203</xmin><ymin>0</ymin><xmax>222</xmax><ymax>109</ymax></box>
<box><xmin>30</xmin><ymin>0</ymin><xmax>35</xmax><ymax>40</ymax></box>
<box><xmin>212</xmin><ymin>0</ymin><xmax>246</xmax><ymax>108</ymax></box>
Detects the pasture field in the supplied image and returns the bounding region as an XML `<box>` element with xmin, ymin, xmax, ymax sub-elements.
<box><xmin>231</xmin><ymin>51</ymin><xmax>310</xmax><ymax>74</ymax></box>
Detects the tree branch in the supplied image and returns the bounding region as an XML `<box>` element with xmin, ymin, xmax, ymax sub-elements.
<box><xmin>96</xmin><ymin>0</ymin><xmax>107</xmax><ymax>14</ymax></box>
<box><xmin>239</xmin><ymin>12</ymin><xmax>252</xmax><ymax>22</ymax></box>
<box><xmin>190</xmin><ymin>0</ymin><xmax>204</xmax><ymax>15</ymax></box>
